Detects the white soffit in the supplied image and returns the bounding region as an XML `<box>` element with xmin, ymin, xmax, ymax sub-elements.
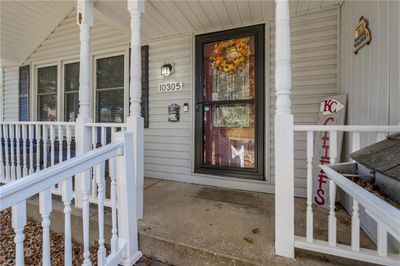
<box><xmin>0</xmin><ymin>0</ymin><xmax>343</xmax><ymax>66</ymax></box>
<box><xmin>0</xmin><ymin>0</ymin><xmax>74</xmax><ymax>66</ymax></box>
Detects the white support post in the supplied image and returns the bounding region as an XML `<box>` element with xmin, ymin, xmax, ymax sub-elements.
<box><xmin>0</xmin><ymin>66</ymin><xmax>4</xmax><ymax>122</ymax></box>
<box><xmin>114</xmin><ymin>132</ymin><xmax>142</xmax><ymax>265</ymax></box>
<box><xmin>75</xmin><ymin>0</ymin><xmax>94</xmax><ymax>208</ymax></box>
<box><xmin>127</xmin><ymin>0</ymin><xmax>145</xmax><ymax>220</ymax></box>
<box><xmin>274</xmin><ymin>0</ymin><xmax>294</xmax><ymax>259</ymax></box>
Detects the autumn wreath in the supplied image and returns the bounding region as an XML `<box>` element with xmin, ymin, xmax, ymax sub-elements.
<box><xmin>210</xmin><ymin>38</ymin><xmax>251</xmax><ymax>74</ymax></box>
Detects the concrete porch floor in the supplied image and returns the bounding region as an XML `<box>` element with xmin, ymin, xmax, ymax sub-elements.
<box><xmin>23</xmin><ymin>177</ymin><xmax>376</xmax><ymax>265</ymax></box>
<box><xmin>139</xmin><ymin>178</ymin><xmax>375</xmax><ymax>266</ymax></box>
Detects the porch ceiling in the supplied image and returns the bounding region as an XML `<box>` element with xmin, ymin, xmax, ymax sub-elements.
<box><xmin>0</xmin><ymin>0</ymin><xmax>75</xmax><ymax>66</ymax></box>
<box><xmin>0</xmin><ymin>0</ymin><xmax>342</xmax><ymax>67</ymax></box>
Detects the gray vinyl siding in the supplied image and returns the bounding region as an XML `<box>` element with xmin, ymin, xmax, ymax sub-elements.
<box><xmin>340</xmin><ymin>0</ymin><xmax>400</xmax><ymax>149</ymax></box>
<box><xmin>269</xmin><ymin>8</ymin><xmax>339</xmax><ymax>188</ymax></box>
<box><xmin>143</xmin><ymin>36</ymin><xmax>193</xmax><ymax>181</ymax></box>
<box><xmin>1</xmin><ymin>7</ymin><xmax>340</xmax><ymax>194</ymax></box>
<box><xmin>339</xmin><ymin>0</ymin><xmax>400</xmax><ymax>250</ymax></box>
<box><xmin>3</xmin><ymin>66</ymin><xmax>19</xmax><ymax>121</ymax></box>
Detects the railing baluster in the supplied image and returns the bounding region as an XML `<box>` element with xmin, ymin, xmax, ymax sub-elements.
<box><xmin>328</xmin><ymin>131</ymin><xmax>337</xmax><ymax>246</ymax></box>
<box><xmin>50</xmin><ymin>125</ymin><xmax>55</xmax><ymax>166</ymax></box>
<box><xmin>16</xmin><ymin>125</ymin><xmax>21</xmax><ymax>179</ymax></box>
<box><xmin>91</xmin><ymin>127</ymin><xmax>97</xmax><ymax>199</ymax></box>
<box><xmin>377</xmin><ymin>223</ymin><xmax>388</xmax><ymax>257</ymax></box>
<box><xmin>10</xmin><ymin>125</ymin><xmax>16</xmax><ymax>180</ymax></box>
<box><xmin>62</xmin><ymin>178</ymin><xmax>73</xmax><ymax>266</ymax></box>
<box><xmin>22</xmin><ymin>125</ymin><xmax>28</xmax><ymax>176</ymax></box>
<box><xmin>92</xmin><ymin>126</ymin><xmax>97</xmax><ymax>150</ymax></box>
<box><xmin>351</xmin><ymin>199</ymin><xmax>360</xmax><ymax>251</ymax></box>
<box><xmin>4</xmin><ymin>124</ymin><xmax>10</xmax><ymax>181</ymax></box>
<box><xmin>59</xmin><ymin>125</ymin><xmax>63</xmax><ymax>163</ymax></box>
<box><xmin>39</xmin><ymin>188</ymin><xmax>52</xmax><ymax>266</ymax></box>
<box><xmin>36</xmin><ymin>125</ymin><xmax>41</xmax><ymax>172</ymax></box>
<box><xmin>43</xmin><ymin>125</ymin><xmax>48</xmax><ymax>169</ymax></box>
<box><xmin>29</xmin><ymin>125</ymin><xmax>34</xmax><ymax>175</ymax></box>
<box><xmin>12</xmin><ymin>201</ymin><xmax>26</xmax><ymax>266</ymax></box>
<box><xmin>96</xmin><ymin>162</ymin><xmax>107</xmax><ymax>265</ymax></box>
<box><xmin>66</xmin><ymin>125</ymin><xmax>72</xmax><ymax>160</ymax></box>
<box><xmin>0</xmin><ymin>125</ymin><xmax>4</xmax><ymax>180</ymax></box>
<box><xmin>351</xmin><ymin>132</ymin><xmax>360</xmax><ymax>153</ymax></box>
<box><xmin>82</xmin><ymin>170</ymin><xmax>91</xmax><ymax>266</ymax></box>
<box><xmin>101</xmin><ymin>126</ymin><xmax>106</xmax><ymax>146</ymax></box>
<box><xmin>110</xmin><ymin>157</ymin><xmax>119</xmax><ymax>253</ymax></box>
<box><xmin>306</xmin><ymin>130</ymin><xmax>314</xmax><ymax>242</ymax></box>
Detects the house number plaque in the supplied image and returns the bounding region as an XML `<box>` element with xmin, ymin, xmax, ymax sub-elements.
<box><xmin>158</xmin><ymin>81</ymin><xmax>183</xmax><ymax>92</ymax></box>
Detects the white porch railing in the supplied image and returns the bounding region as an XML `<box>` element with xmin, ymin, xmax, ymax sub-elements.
<box><xmin>0</xmin><ymin>121</ymin><xmax>127</xmax><ymax>207</ymax></box>
<box><xmin>293</xmin><ymin>125</ymin><xmax>400</xmax><ymax>265</ymax></box>
<box><xmin>0</xmin><ymin>131</ymin><xmax>141</xmax><ymax>266</ymax></box>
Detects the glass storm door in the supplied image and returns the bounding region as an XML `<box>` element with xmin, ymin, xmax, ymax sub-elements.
<box><xmin>195</xmin><ymin>25</ymin><xmax>264</xmax><ymax>179</ymax></box>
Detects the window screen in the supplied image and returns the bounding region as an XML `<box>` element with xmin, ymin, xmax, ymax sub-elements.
<box><xmin>96</xmin><ymin>55</ymin><xmax>124</xmax><ymax>123</ymax></box>
<box><xmin>129</xmin><ymin>46</ymin><xmax>149</xmax><ymax>127</ymax></box>
<box><xmin>19</xmin><ymin>65</ymin><xmax>30</xmax><ymax>121</ymax></box>
<box><xmin>64</xmin><ymin>62</ymin><xmax>79</xmax><ymax>121</ymax></box>
<box><xmin>141</xmin><ymin>46</ymin><xmax>149</xmax><ymax>128</ymax></box>
<box><xmin>37</xmin><ymin>65</ymin><xmax>57</xmax><ymax>121</ymax></box>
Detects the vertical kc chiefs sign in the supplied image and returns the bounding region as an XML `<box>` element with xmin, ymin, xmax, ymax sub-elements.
<box><xmin>312</xmin><ymin>95</ymin><xmax>347</xmax><ymax>209</ymax></box>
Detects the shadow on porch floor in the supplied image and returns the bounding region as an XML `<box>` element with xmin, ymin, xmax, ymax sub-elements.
<box><xmin>140</xmin><ymin>178</ymin><xmax>375</xmax><ymax>266</ymax></box>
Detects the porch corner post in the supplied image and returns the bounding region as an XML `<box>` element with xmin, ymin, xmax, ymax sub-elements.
<box><xmin>114</xmin><ymin>132</ymin><xmax>142</xmax><ymax>265</ymax></box>
<box><xmin>274</xmin><ymin>0</ymin><xmax>295</xmax><ymax>258</ymax></box>
<box><xmin>75</xmin><ymin>0</ymin><xmax>94</xmax><ymax>208</ymax></box>
<box><xmin>127</xmin><ymin>0</ymin><xmax>145</xmax><ymax>220</ymax></box>
<box><xmin>0</xmin><ymin>66</ymin><xmax>4</xmax><ymax>122</ymax></box>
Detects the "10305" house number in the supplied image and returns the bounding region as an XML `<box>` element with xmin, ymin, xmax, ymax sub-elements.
<box><xmin>158</xmin><ymin>81</ymin><xmax>183</xmax><ymax>92</ymax></box>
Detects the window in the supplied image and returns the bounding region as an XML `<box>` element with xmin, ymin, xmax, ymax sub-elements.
<box><xmin>195</xmin><ymin>25</ymin><xmax>265</xmax><ymax>179</ymax></box>
<box><xmin>19</xmin><ymin>65</ymin><xmax>30</xmax><ymax>121</ymax></box>
<box><xmin>141</xmin><ymin>46</ymin><xmax>149</xmax><ymax>128</ymax></box>
<box><xmin>64</xmin><ymin>62</ymin><xmax>79</xmax><ymax>122</ymax></box>
<box><xmin>37</xmin><ymin>65</ymin><xmax>57</xmax><ymax>121</ymax></box>
<box><xmin>129</xmin><ymin>46</ymin><xmax>150</xmax><ymax>127</ymax></box>
<box><xmin>96</xmin><ymin>55</ymin><xmax>125</xmax><ymax>123</ymax></box>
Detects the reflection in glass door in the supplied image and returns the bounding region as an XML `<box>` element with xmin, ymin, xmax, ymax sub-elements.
<box><xmin>195</xmin><ymin>25</ymin><xmax>264</xmax><ymax>179</ymax></box>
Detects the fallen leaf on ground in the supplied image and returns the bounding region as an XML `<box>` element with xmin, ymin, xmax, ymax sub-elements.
<box><xmin>243</xmin><ymin>237</ymin><xmax>254</xmax><ymax>244</ymax></box>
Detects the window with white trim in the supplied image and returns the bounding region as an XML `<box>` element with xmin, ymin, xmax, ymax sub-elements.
<box><xmin>37</xmin><ymin>65</ymin><xmax>57</xmax><ymax>121</ymax></box>
<box><xmin>96</xmin><ymin>55</ymin><xmax>125</xmax><ymax>123</ymax></box>
<box><xmin>64</xmin><ymin>62</ymin><xmax>79</xmax><ymax>122</ymax></box>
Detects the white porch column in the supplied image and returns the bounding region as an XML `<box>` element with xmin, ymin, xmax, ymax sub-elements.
<box><xmin>127</xmin><ymin>0</ymin><xmax>144</xmax><ymax>219</ymax></box>
<box><xmin>274</xmin><ymin>0</ymin><xmax>294</xmax><ymax>258</ymax></box>
<box><xmin>0</xmin><ymin>65</ymin><xmax>4</xmax><ymax>122</ymax></box>
<box><xmin>75</xmin><ymin>0</ymin><xmax>93</xmax><ymax>208</ymax></box>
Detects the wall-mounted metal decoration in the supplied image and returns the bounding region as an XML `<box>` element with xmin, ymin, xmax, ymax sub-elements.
<box><xmin>168</xmin><ymin>103</ymin><xmax>180</xmax><ymax>122</ymax></box>
<box><xmin>353</xmin><ymin>16</ymin><xmax>371</xmax><ymax>54</ymax></box>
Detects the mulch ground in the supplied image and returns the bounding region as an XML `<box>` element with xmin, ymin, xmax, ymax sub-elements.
<box><xmin>0</xmin><ymin>209</ymin><xmax>169</xmax><ymax>266</ymax></box>
<box><xmin>0</xmin><ymin>208</ymin><xmax>101</xmax><ymax>265</ymax></box>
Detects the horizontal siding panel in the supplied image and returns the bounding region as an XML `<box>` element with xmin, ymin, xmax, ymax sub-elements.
<box><xmin>144</xmin><ymin>135</ymin><xmax>192</xmax><ymax>144</ymax></box>
<box><xmin>269</xmin><ymin>8</ymin><xmax>338</xmax><ymax>187</ymax></box>
<box><xmin>3</xmin><ymin>66</ymin><xmax>19</xmax><ymax>121</ymax></box>
<box><xmin>145</xmin><ymin>157</ymin><xmax>190</xmax><ymax>167</ymax></box>
<box><xmin>144</xmin><ymin>150</ymin><xmax>190</xmax><ymax>160</ymax></box>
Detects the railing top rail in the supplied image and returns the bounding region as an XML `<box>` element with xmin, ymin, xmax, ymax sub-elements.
<box><xmin>85</xmin><ymin>122</ymin><xmax>127</xmax><ymax>128</ymax></box>
<box><xmin>0</xmin><ymin>121</ymin><xmax>77</xmax><ymax>126</ymax></box>
<box><xmin>294</xmin><ymin>125</ymin><xmax>400</xmax><ymax>132</ymax></box>
<box><xmin>0</xmin><ymin>141</ymin><xmax>124</xmax><ymax>210</ymax></box>
<box><xmin>321</xmin><ymin>164</ymin><xmax>400</xmax><ymax>238</ymax></box>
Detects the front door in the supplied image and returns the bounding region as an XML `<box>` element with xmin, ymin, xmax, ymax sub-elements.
<box><xmin>195</xmin><ymin>25</ymin><xmax>265</xmax><ymax>179</ymax></box>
